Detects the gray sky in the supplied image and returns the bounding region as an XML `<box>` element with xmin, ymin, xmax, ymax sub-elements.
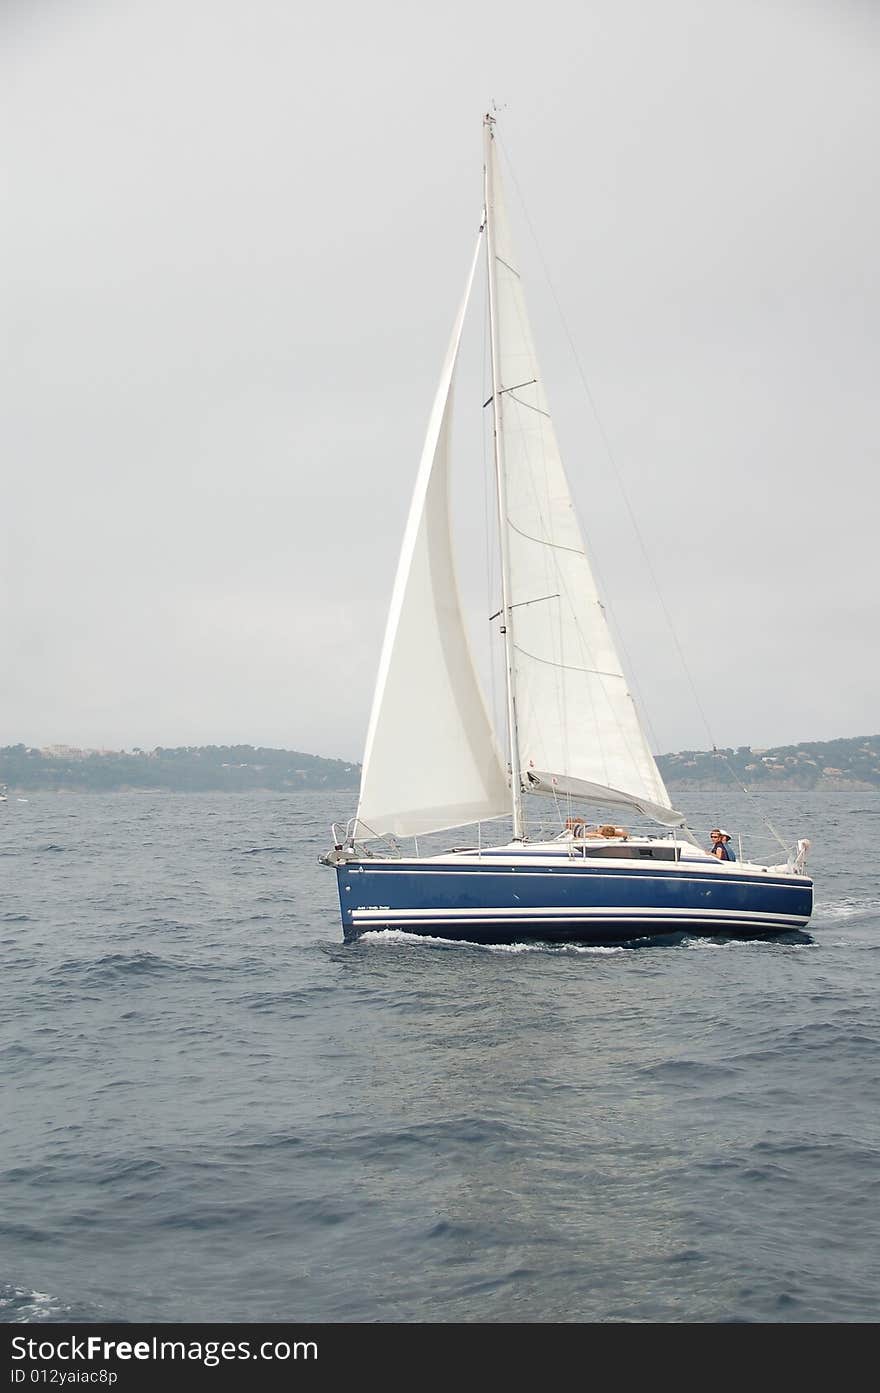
<box><xmin>2</xmin><ymin>0</ymin><xmax>878</xmax><ymax>762</ymax></box>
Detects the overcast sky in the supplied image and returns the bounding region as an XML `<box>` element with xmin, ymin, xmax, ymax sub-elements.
<box><xmin>2</xmin><ymin>0</ymin><xmax>878</xmax><ymax>762</ymax></box>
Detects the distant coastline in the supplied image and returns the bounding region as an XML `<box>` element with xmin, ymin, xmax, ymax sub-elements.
<box><xmin>0</xmin><ymin>744</ymin><xmax>358</xmax><ymax>794</ymax></box>
<box><xmin>657</xmin><ymin>734</ymin><xmax>880</xmax><ymax>793</ymax></box>
<box><xmin>1</xmin><ymin>734</ymin><xmax>879</xmax><ymax>794</ymax></box>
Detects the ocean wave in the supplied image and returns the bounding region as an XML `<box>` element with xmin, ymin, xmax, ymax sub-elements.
<box><xmin>0</xmin><ymin>1284</ymin><xmax>70</xmax><ymax>1323</ymax></box>
<box><xmin>642</xmin><ymin>1058</ymin><xmax>739</xmax><ymax>1082</ymax></box>
<box><xmin>0</xmin><ymin>1282</ymin><xmax>110</xmax><ymax>1324</ymax></box>
<box><xmin>358</xmin><ymin>929</ymin><xmax>627</xmax><ymax>955</ymax></box>
<box><xmin>684</xmin><ymin>933</ymin><xmax>814</xmax><ymax>949</ymax></box>
<box><xmin>818</xmin><ymin>897</ymin><xmax>880</xmax><ymax>921</ymax></box>
<box><xmin>46</xmin><ymin>951</ymin><xmax>176</xmax><ymax>984</ymax></box>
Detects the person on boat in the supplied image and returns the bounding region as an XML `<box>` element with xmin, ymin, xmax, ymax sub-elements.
<box><xmin>709</xmin><ymin>828</ymin><xmax>736</xmax><ymax>861</ymax></box>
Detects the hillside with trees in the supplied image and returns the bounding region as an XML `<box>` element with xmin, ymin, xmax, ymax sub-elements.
<box><xmin>656</xmin><ymin>734</ymin><xmax>880</xmax><ymax>791</ymax></box>
<box><xmin>1</xmin><ymin>734</ymin><xmax>878</xmax><ymax>793</ymax></box>
<box><xmin>0</xmin><ymin>744</ymin><xmax>358</xmax><ymax>793</ymax></box>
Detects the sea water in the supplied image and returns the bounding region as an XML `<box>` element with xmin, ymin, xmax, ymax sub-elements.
<box><xmin>1</xmin><ymin>790</ymin><xmax>877</xmax><ymax>1323</ymax></box>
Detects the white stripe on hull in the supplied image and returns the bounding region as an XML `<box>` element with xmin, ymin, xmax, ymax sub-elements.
<box><xmin>350</xmin><ymin>905</ymin><xmax>808</xmax><ymax>926</ymax></box>
<box><xmin>347</xmin><ymin>867</ymin><xmax>805</xmax><ymax>891</ymax></box>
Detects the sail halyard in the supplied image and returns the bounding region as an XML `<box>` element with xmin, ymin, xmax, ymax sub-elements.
<box><xmin>485</xmin><ymin>124</ymin><xmax>684</xmax><ymax>827</ymax></box>
<box><xmin>353</xmin><ymin>229</ymin><xmax>510</xmax><ymax>843</ymax></box>
<box><xmin>484</xmin><ymin>113</ymin><xmax>525</xmax><ymax>842</ymax></box>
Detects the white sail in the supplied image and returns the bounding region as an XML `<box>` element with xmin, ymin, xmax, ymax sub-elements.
<box><xmin>354</xmin><ymin>234</ymin><xmax>510</xmax><ymax>841</ymax></box>
<box><xmin>486</xmin><ymin>136</ymin><xmax>682</xmax><ymax>826</ymax></box>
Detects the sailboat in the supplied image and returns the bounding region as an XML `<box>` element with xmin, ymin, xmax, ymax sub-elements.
<box><xmin>322</xmin><ymin>114</ymin><xmax>813</xmax><ymax>944</ymax></box>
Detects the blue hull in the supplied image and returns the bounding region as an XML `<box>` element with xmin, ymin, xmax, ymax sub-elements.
<box><xmin>336</xmin><ymin>858</ymin><xmax>813</xmax><ymax>944</ymax></box>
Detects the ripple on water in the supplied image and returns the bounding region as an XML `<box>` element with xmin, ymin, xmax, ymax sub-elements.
<box><xmin>357</xmin><ymin>929</ymin><xmax>627</xmax><ymax>955</ymax></box>
<box><xmin>818</xmin><ymin>896</ymin><xmax>880</xmax><ymax>921</ymax></box>
<box><xmin>1</xmin><ymin>789</ymin><xmax>878</xmax><ymax>1324</ymax></box>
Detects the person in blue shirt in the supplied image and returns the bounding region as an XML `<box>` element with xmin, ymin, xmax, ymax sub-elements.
<box><xmin>709</xmin><ymin>828</ymin><xmax>736</xmax><ymax>861</ymax></box>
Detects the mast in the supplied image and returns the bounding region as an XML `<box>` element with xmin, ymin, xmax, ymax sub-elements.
<box><xmin>483</xmin><ymin>112</ymin><xmax>525</xmax><ymax>841</ymax></box>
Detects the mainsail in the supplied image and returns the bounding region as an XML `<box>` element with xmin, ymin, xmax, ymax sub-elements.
<box><xmin>354</xmin><ymin>235</ymin><xmax>509</xmax><ymax>841</ymax></box>
<box><xmin>485</xmin><ymin>131</ymin><xmax>683</xmax><ymax>828</ymax></box>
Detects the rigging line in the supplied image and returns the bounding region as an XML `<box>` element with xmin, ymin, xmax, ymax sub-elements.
<box><xmin>550</xmin><ymin>781</ymin><xmax>568</xmax><ymax>835</ymax></box>
<box><xmin>513</xmin><ymin>643</ymin><xmax>625</xmax><ymax>681</ymax></box>
<box><xmin>553</xmin><ymin>531</ymin><xmax>574</xmax><ymax>782</ymax></box>
<box><xmin>496</xmin><ymin>136</ymin><xmax>716</xmax><ymax>739</ymax></box>
<box><xmin>503</xmin><ymin>311</ymin><xmax>577</xmax><ymax>777</ymax></box>
<box><xmin>523</xmin><ymin>340</ymin><xmax>610</xmax><ymax>787</ymax></box>
<box><xmin>497</xmin><ymin>390</ymin><xmax>626</xmax><ymax>776</ymax></box>
<box><xmin>501</xmin><ymin>284</ymin><xmax>612</xmax><ymax>785</ymax></box>
<box><xmin>507</xmin><ymin>391</ymin><xmax>551</xmax><ymax>418</ymax></box>
<box><xmin>495</xmin><ymin>255</ymin><xmax>520</xmax><ymax>278</ymax></box>
<box><xmin>709</xmin><ymin>753</ymin><xmax>791</xmax><ymax>855</ymax></box>
<box><xmin>351</xmin><ymin>816</ymin><xmax>406</xmax><ymax>853</ymax></box>
<box><xmin>502</xmin><ymin>292</ymin><xmax>584</xmax><ymax>783</ymax></box>
<box><xmin>511</xmin><ymin>468</ymin><xmax>655</xmax><ymax>788</ymax></box>
<box><xmin>501</xmin><ymin>244</ymin><xmax>663</xmax><ymax>769</ymax></box>
<box><xmin>538</xmin><ymin>494</ymin><xmax>664</xmax><ymax>789</ymax></box>
<box><xmin>517</xmin><ymin>472</ymin><xmax>650</xmax><ymax>792</ymax></box>
<box><xmin>494</xmin><ymin>144</ymin><xmax>663</xmax><ymax>798</ymax></box>
<box><xmin>482</xmin><ymin>378</ymin><xmax>538</xmax><ymax>408</ymax></box>
<box><xmin>488</xmin><ymin>591</ymin><xmax>560</xmax><ymax>621</ymax></box>
<box><xmin>506</xmin><ymin>515</ymin><xmax>584</xmax><ymax>556</ymax></box>
<box><xmin>497</xmin><ymin>135</ymin><xmax>785</xmax><ymax>846</ymax></box>
<box><xmin>481</xmin><ymin>270</ymin><xmax>500</xmax><ymax>743</ymax></box>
